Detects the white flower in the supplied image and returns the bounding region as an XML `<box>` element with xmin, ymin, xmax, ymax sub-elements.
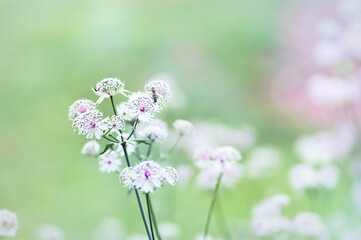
<box><xmin>81</xmin><ymin>141</ymin><xmax>100</xmax><ymax>157</ymax></box>
<box><xmin>176</xmin><ymin>165</ymin><xmax>193</xmax><ymax>185</ymax></box>
<box><xmin>193</xmin><ymin>146</ymin><xmax>215</xmax><ymax>168</ymax></box>
<box><xmin>128</xmin><ymin>92</ymin><xmax>158</xmax><ymax>122</ymax></box>
<box><xmin>117</xmin><ymin>102</ymin><xmax>137</xmax><ymax>121</ymax></box>
<box><xmin>72</xmin><ymin>110</ymin><xmax>109</xmax><ymax>140</ymax></box>
<box><xmin>245</xmin><ymin>147</ymin><xmax>280</xmax><ymax>178</ymax></box>
<box><xmin>318</xmin><ymin>165</ymin><xmax>339</xmax><ymax>190</ymax></box>
<box><xmin>36</xmin><ymin>224</ymin><xmax>65</xmax><ymax>240</ymax></box>
<box><xmin>138</xmin><ymin>119</ymin><xmax>168</xmax><ymax>143</ymax></box>
<box><xmin>119</xmin><ymin>161</ymin><xmax>178</xmax><ymax>193</ymax></box>
<box><xmin>0</xmin><ymin>209</ymin><xmax>18</xmax><ymax>237</ymax></box>
<box><xmin>292</xmin><ymin>212</ymin><xmax>328</xmax><ymax>239</ymax></box>
<box><xmin>288</xmin><ymin>164</ymin><xmax>318</xmax><ymax>191</ymax></box>
<box><xmin>91</xmin><ymin>218</ymin><xmax>124</xmax><ymax>240</ymax></box>
<box><xmin>251</xmin><ymin>216</ymin><xmax>292</xmax><ymax>238</ymax></box>
<box><xmin>173</xmin><ymin>119</ymin><xmax>194</xmax><ymax>136</ymax></box>
<box><xmin>92</xmin><ymin>78</ymin><xmax>127</xmax><ymax>104</ymax></box>
<box><xmin>109</xmin><ymin>115</ymin><xmax>125</xmax><ymax>131</ymax></box>
<box><xmin>144</xmin><ymin>79</ymin><xmax>172</xmax><ymax>103</ymax></box>
<box><xmin>98</xmin><ymin>151</ymin><xmax>122</xmax><ymax>173</ymax></box>
<box><xmin>313</xmin><ymin>40</ymin><xmax>345</xmax><ymax>66</ymax></box>
<box><xmin>158</xmin><ymin>222</ymin><xmax>180</xmax><ymax>240</ymax></box>
<box><xmin>213</xmin><ymin>146</ymin><xmax>242</xmax><ymax>163</ymax></box>
<box><xmin>68</xmin><ymin>99</ymin><xmax>97</xmax><ymax>120</ymax></box>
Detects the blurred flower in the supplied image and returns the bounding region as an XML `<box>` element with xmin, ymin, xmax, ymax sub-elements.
<box><xmin>35</xmin><ymin>224</ymin><xmax>65</xmax><ymax>240</ymax></box>
<box><xmin>173</xmin><ymin>119</ymin><xmax>194</xmax><ymax>136</ymax></box>
<box><xmin>213</xmin><ymin>146</ymin><xmax>242</xmax><ymax>163</ymax></box>
<box><xmin>158</xmin><ymin>222</ymin><xmax>181</xmax><ymax>240</ymax></box>
<box><xmin>116</xmin><ymin>102</ymin><xmax>137</xmax><ymax>121</ymax></box>
<box><xmin>0</xmin><ymin>209</ymin><xmax>18</xmax><ymax>237</ymax></box>
<box><xmin>314</xmin><ymin>40</ymin><xmax>345</xmax><ymax>67</ymax></box>
<box><xmin>317</xmin><ymin>165</ymin><xmax>340</xmax><ymax>190</ymax></box>
<box><xmin>245</xmin><ymin>147</ymin><xmax>280</xmax><ymax>178</ymax></box>
<box><xmin>176</xmin><ymin>165</ymin><xmax>193</xmax><ymax>185</ymax></box>
<box><xmin>72</xmin><ymin>110</ymin><xmax>109</xmax><ymax>140</ymax></box>
<box><xmin>91</xmin><ymin>218</ymin><xmax>124</xmax><ymax>240</ymax></box>
<box><xmin>292</xmin><ymin>212</ymin><xmax>329</xmax><ymax>239</ymax></box>
<box><xmin>138</xmin><ymin>119</ymin><xmax>168</xmax><ymax>143</ymax></box>
<box><xmin>81</xmin><ymin>141</ymin><xmax>100</xmax><ymax>157</ymax></box>
<box><xmin>68</xmin><ymin>99</ymin><xmax>96</xmax><ymax>121</ymax></box>
<box><xmin>98</xmin><ymin>151</ymin><xmax>122</xmax><ymax>173</ymax></box>
<box><xmin>144</xmin><ymin>79</ymin><xmax>172</xmax><ymax>103</ymax></box>
<box><xmin>252</xmin><ymin>194</ymin><xmax>291</xmax><ymax>218</ymax></box>
<box><xmin>119</xmin><ymin>160</ymin><xmax>178</xmax><ymax>193</ymax></box>
<box><xmin>92</xmin><ymin>78</ymin><xmax>127</xmax><ymax>104</ymax></box>
<box><xmin>339</xmin><ymin>0</ymin><xmax>361</xmax><ymax>21</ymax></box>
<box><xmin>128</xmin><ymin>92</ymin><xmax>158</xmax><ymax>122</ymax></box>
<box><xmin>193</xmin><ymin>145</ymin><xmax>215</xmax><ymax>168</ymax></box>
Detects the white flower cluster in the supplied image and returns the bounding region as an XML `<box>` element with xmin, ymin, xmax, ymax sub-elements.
<box><xmin>173</xmin><ymin>119</ymin><xmax>194</xmax><ymax>136</ymax></box>
<box><xmin>138</xmin><ymin>119</ymin><xmax>168</xmax><ymax>143</ymax></box>
<box><xmin>193</xmin><ymin>145</ymin><xmax>243</xmax><ymax>189</ymax></box>
<box><xmin>251</xmin><ymin>194</ymin><xmax>329</xmax><ymax>239</ymax></box>
<box><xmin>119</xmin><ymin>160</ymin><xmax>178</xmax><ymax>193</ymax></box>
<box><xmin>0</xmin><ymin>209</ymin><xmax>18</xmax><ymax>237</ymax></box>
<box><xmin>92</xmin><ymin>78</ymin><xmax>127</xmax><ymax>104</ymax></box>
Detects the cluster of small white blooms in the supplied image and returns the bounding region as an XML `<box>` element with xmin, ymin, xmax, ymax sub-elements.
<box><xmin>72</xmin><ymin>110</ymin><xmax>109</xmax><ymax>140</ymax></box>
<box><xmin>193</xmin><ymin>145</ymin><xmax>242</xmax><ymax>168</ymax></box>
<box><xmin>92</xmin><ymin>78</ymin><xmax>127</xmax><ymax>104</ymax></box>
<box><xmin>35</xmin><ymin>224</ymin><xmax>65</xmax><ymax>240</ymax></box>
<box><xmin>158</xmin><ymin>222</ymin><xmax>181</xmax><ymax>240</ymax></box>
<box><xmin>108</xmin><ymin>115</ymin><xmax>125</xmax><ymax>131</ymax></box>
<box><xmin>119</xmin><ymin>160</ymin><xmax>178</xmax><ymax>193</ymax></box>
<box><xmin>91</xmin><ymin>218</ymin><xmax>124</xmax><ymax>240</ymax></box>
<box><xmin>81</xmin><ymin>141</ymin><xmax>100</xmax><ymax>157</ymax></box>
<box><xmin>128</xmin><ymin>92</ymin><xmax>159</xmax><ymax>122</ymax></box>
<box><xmin>292</xmin><ymin>212</ymin><xmax>329</xmax><ymax>240</ymax></box>
<box><xmin>68</xmin><ymin>99</ymin><xmax>97</xmax><ymax>120</ymax></box>
<box><xmin>173</xmin><ymin>119</ymin><xmax>194</xmax><ymax>136</ymax></box>
<box><xmin>245</xmin><ymin>147</ymin><xmax>280</xmax><ymax>178</ymax></box>
<box><xmin>98</xmin><ymin>151</ymin><xmax>122</xmax><ymax>173</ymax></box>
<box><xmin>288</xmin><ymin>164</ymin><xmax>339</xmax><ymax>192</ymax></box>
<box><xmin>138</xmin><ymin>119</ymin><xmax>168</xmax><ymax>143</ymax></box>
<box><xmin>144</xmin><ymin>79</ymin><xmax>172</xmax><ymax>103</ymax></box>
<box><xmin>116</xmin><ymin>102</ymin><xmax>137</xmax><ymax>121</ymax></box>
<box><xmin>0</xmin><ymin>209</ymin><xmax>18</xmax><ymax>237</ymax></box>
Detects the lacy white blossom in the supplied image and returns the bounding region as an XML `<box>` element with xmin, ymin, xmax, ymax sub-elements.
<box><xmin>98</xmin><ymin>151</ymin><xmax>122</xmax><ymax>173</ymax></box>
<box><xmin>173</xmin><ymin>119</ymin><xmax>194</xmax><ymax>136</ymax></box>
<box><xmin>176</xmin><ymin>165</ymin><xmax>193</xmax><ymax>185</ymax></box>
<box><xmin>144</xmin><ymin>79</ymin><xmax>172</xmax><ymax>103</ymax></box>
<box><xmin>108</xmin><ymin>115</ymin><xmax>125</xmax><ymax>131</ymax></box>
<box><xmin>36</xmin><ymin>224</ymin><xmax>65</xmax><ymax>240</ymax></box>
<box><xmin>92</xmin><ymin>78</ymin><xmax>127</xmax><ymax>104</ymax></box>
<box><xmin>128</xmin><ymin>92</ymin><xmax>158</xmax><ymax>122</ymax></box>
<box><xmin>68</xmin><ymin>99</ymin><xmax>97</xmax><ymax>120</ymax></box>
<box><xmin>117</xmin><ymin>102</ymin><xmax>138</xmax><ymax>121</ymax></box>
<box><xmin>0</xmin><ymin>209</ymin><xmax>18</xmax><ymax>237</ymax></box>
<box><xmin>119</xmin><ymin>160</ymin><xmax>178</xmax><ymax>193</ymax></box>
<box><xmin>292</xmin><ymin>212</ymin><xmax>329</xmax><ymax>239</ymax></box>
<box><xmin>245</xmin><ymin>147</ymin><xmax>280</xmax><ymax>178</ymax></box>
<box><xmin>81</xmin><ymin>141</ymin><xmax>100</xmax><ymax>157</ymax></box>
<box><xmin>138</xmin><ymin>119</ymin><xmax>168</xmax><ymax>143</ymax></box>
<box><xmin>72</xmin><ymin>110</ymin><xmax>109</xmax><ymax>140</ymax></box>
<box><xmin>213</xmin><ymin>146</ymin><xmax>242</xmax><ymax>163</ymax></box>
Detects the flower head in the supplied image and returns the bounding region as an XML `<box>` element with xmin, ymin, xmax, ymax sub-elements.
<box><xmin>144</xmin><ymin>79</ymin><xmax>172</xmax><ymax>103</ymax></box>
<box><xmin>292</xmin><ymin>212</ymin><xmax>328</xmax><ymax>239</ymax></box>
<box><xmin>138</xmin><ymin>119</ymin><xmax>168</xmax><ymax>143</ymax></box>
<box><xmin>0</xmin><ymin>209</ymin><xmax>18</xmax><ymax>237</ymax></box>
<box><xmin>213</xmin><ymin>146</ymin><xmax>242</xmax><ymax>163</ymax></box>
<box><xmin>93</xmin><ymin>78</ymin><xmax>127</xmax><ymax>104</ymax></box>
<box><xmin>109</xmin><ymin>115</ymin><xmax>125</xmax><ymax>131</ymax></box>
<box><xmin>117</xmin><ymin>102</ymin><xmax>138</xmax><ymax>121</ymax></box>
<box><xmin>173</xmin><ymin>119</ymin><xmax>194</xmax><ymax>136</ymax></box>
<box><xmin>81</xmin><ymin>141</ymin><xmax>100</xmax><ymax>157</ymax></box>
<box><xmin>128</xmin><ymin>92</ymin><xmax>158</xmax><ymax>122</ymax></box>
<box><xmin>98</xmin><ymin>151</ymin><xmax>122</xmax><ymax>173</ymax></box>
<box><xmin>72</xmin><ymin>110</ymin><xmax>109</xmax><ymax>140</ymax></box>
<box><xmin>68</xmin><ymin>99</ymin><xmax>97</xmax><ymax>120</ymax></box>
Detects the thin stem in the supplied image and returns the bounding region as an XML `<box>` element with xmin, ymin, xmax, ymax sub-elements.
<box><xmin>127</xmin><ymin>118</ymin><xmax>140</xmax><ymax>140</ymax></box>
<box><xmin>110</xmin><ymin>96</ymin><xmax>117</xmax><ymax>115</ymax></box>
<box><xmin>146</xmin><ymin>143</ymin><xmax>153</xmax><ymax>158</ymax></box>
<box><xmin>149</xmin><ymin>195</ymin><xmax>162</xmax><ymax>240</ymax></box>
<box><xmin>168</xmin><ymin>135</ymin><xmax>182</xmax><ymax>155</ymax></box>
<box><xmin>122</xmin><ymin>143</ymin><xmax>152</xmax><ymax>240</ymax></box>
<box><xmin>108</xmin><ymin>134</ymin><xmax>119</xmax><ymax>142</ymax></box>
<box><xmin>203</xmin><ymin>173</ymin><xmax>223</xmax><ymax>240</ymax></box>
<box><xmin>103</xmin><ymin>135</ymin><xmax>119</xmax><ymax>143</ymax></box>
<box><xmin>146</xmin><ymin>194</ymin><xmax>156</xmax><ymax>240</ymax></box>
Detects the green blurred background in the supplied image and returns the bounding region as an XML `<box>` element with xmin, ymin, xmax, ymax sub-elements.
<box><xmin>2</xmin><ymin>0</ymin><xmax>349</xmax><ymax>239</ymax></box>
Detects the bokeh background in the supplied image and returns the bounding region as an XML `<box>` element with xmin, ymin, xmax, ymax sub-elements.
<box><xmin>1</xmin><ymin>0</ymin><xmax>360</xmax><ymax>239</ymax></box>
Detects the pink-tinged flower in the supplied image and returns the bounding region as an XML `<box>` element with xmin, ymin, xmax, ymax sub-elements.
<box><xmin>72</xmin><ymin>110</ymin><xmax>109</xmax><ymax>140</ymax></box>
<box><xmin>68</xmin><ymin>99</ymin><xmax>97</xmax><ymax>120</ymax></box>
<box><xmin>109</xmin><ymin>115</ymin><xmax>125</xmax><ymax>131</ymax></box>
<box><xmin>98</xmin><ymin>151</ymin><xmax>122</xmax><ymax>173</ymax></box>
<box><xmin>128</xmin><ymin>92</ymin><xmax>158</xmax><ymax>122</ymax></box>
<box><xmin>0</xmin><ymin>209</ymin><xmax>18</xmax><ymax>237</ymax></box>
<box><xmin>213</xmin><ymin>146</ymin><xmax>242</xmax><ymax>163</ymax></box>
<box><xmin>144</xmin><ymin>79</ymin><xmax>172</xmax><ymax>103</ymax></box>
<box><xmin>193</xmin><ymin>146</ymin><xmax>215</xmax><ymax>168</ymax></box>
<box><xmin>92</xmin><ymin>78</ymin><xmax>128</xmax><ymax>104</ymax></box>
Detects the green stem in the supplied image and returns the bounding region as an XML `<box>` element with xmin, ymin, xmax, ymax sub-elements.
<box><xmin>127</xmin><ymin>118</ymin><xmax>140</xmax><ymax>140</ymax></box>
<box><xmin>215</xmin><ymin>197</ymin><xmax>231</xmax><ymax>240</ymax></box>
<box><xmin>146</xmin><ymin>193</ymin><xmax>156</xmax><ymax>240</ymax></box>
<box><xmin>203</xmin><ymin>173</ymin><xmax>223</xmax><ymax>240</ymax></box>
<box><xmin>146</xmin><ymin>143</ymin><xmax>153</xmax><ymax>158</ymax></box>
<box><xmin>110</xmin><ymin>96</ymin><xmax>117</xmax><ymax>115</ymax></box>
<box><xmin>168</xmin><ymin>135</ymin><xmax>182</xmax><ymax>155</ymax></box>
<box><xmin>103</xmin><ymin>135</ymin><xmax>119</xmax><ymax>143</ymax></box>
<box><xmin>149</xmin><ymin>195</ymin><xmax>162</xmax><ymax>240</ymax></box>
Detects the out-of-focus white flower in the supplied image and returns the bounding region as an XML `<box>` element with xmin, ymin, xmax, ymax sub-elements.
<box><xmin>317</xmin><ymin>19</ymin><xmax>341</xmax><ymax>40</ymax></box>
<box><xmin>138</xmin><ymin>119</ymin><xmax>167</xmax><ymax>143</ymax></box>
<box><xmin>91</xmin><ymin>218</ymin><xmax>124</xmax><ymax>240</ymax></box>
<box><xmin>108</xmin><ymin>116</ymin><xmax>125</xmax><ymax>132</ymax></box>
<box><xmin>245</xmin><ymin>147</ymin><xmax>280</xmax><ymax>178</ymax></box>
<box><xmin>68</xmin><ymin>99</ymin><xmax>97</xmax><ymax>120</ymax></box>
<box><xmin>176</xmin><ymin>165</ymin><xmax>193</xmax><ymax>185</ymax></box>
<box><xmin>318</xmin><ymin>165</ymin><xmax>339</xmax><ymax>190</ymax></box>
<box><xmin>98</xmin><ymin>151</ymin><xmax>122</xmax><ymax>173</ymax></box>
<box><xmin>72</xmin><ymin>110</ymin><xmax>109</xmax><ymax>140</ymax></box>
<box><xmin>36</xmin><ymin>224</ymin><xmax>65</xmax><ymax>240</ymax></box>
<box><xmin>81</xmin><ymin>141</ymin><xmax>100</xmax><ymax>157</ymax></box>
<box><xmin>158</xmin><ymin>222</ymin><xmax>180</xmax><ymax>240</ymax></box>
<box><xmin>119</xmin><ymin>161</ymin><xmax>178</xmax><ymax>193</ymax></box>
<box><xmin>116</xmin><ymin>133</ymin><xmax>137</xmax><ymax>157</ymax></box>
<box><xmin>125</xmin><ymin>234</ymin><xmax>148</xmax><ymax>240</ymax></box>
<box><xmin>213</xmin><ymin>146</ymin><xmax>241</xmax><ymax>164</ymax></box>
<box><xmin>117</xmin><ymin>102</ymin><xmax>138</xmax><ymax>121</ymax></box>
<box><xmin>0</xmin><ymin>209</ymin><xmax>18</xmax><ymax>237</ymax></box>
<box><xmin>193</xmin><ymin>146</ymin><xmax>215</xmax><ymax>168</ymax></box>
<box><xmin>92</xmin><ymin>78</ymin><xmax>127</xmax><ymax>104</ymax></box>
<box><xmin>288</xmin><ymin>164</ymin><xmax>318</xmax><ymax>191</ymax></box>
<box><xmin>340</xmin><ymin>21</ymin><xmax>361</xmax><ymax>60</ymax></box>
<box><xmin>173</xmin><ymin>119</ymin><xmax>194</xmax><ymax>136</ymax></box>
<box><xmin>251</xmin><ymin>216</ymin><xmax>292</xmax><ymax>238</ymax></box>
<box><xmin>128</xmin><ymin>92</ymin><xmax>158</xmax><ymax>122</ymax></box>
<box><xmin>292</xmin><ymin>212</ymin><xmax>328</xmax><ymax>239</ymax></box>
<box><xmin>339</xmin><ymin>0</ymin><xmax>361</xmax><ymax>21</ymax></box>
<box><xmin>314</xmin><ymin>40</ymin><xmax>345</xmax><ymax>66</ymax></box>
<box><xmin>144</xmin><ymin>79</ymin><xmax>172</xmax><ymax>103</ymax></box>
<box><xmin>252</xmin><ymin>194</ymin><xmax>291</xmax><ymax>218</ymax></box>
